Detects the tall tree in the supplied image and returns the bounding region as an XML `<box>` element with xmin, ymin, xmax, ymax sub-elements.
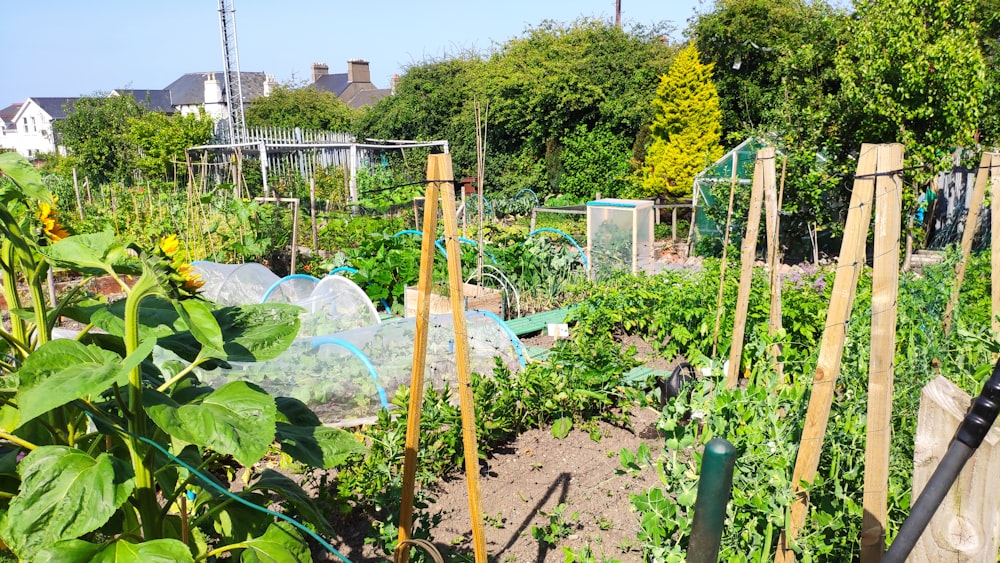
<box><xmin>355</xmin><ymin>55</ymin><xmax>487</xmax><ymax>177</ymax></box>
<box><xmin>244</xmin><ymin>86</ymin><xmax>358</xmax><ymax>132</ymax></box>
<box><xmin>54</xmin><ymin>95</ymin><xmax>145</xmax><ymax>185</ymax></box>
<box><xmin>485</xmin><ymin>19</ymin><xmax>675</xmax><ymax>194</ymax></box>
<box><xmin>836</xmin><ymin>0</ymin><xmax>987</xmax><ymax>172</ymax></box>
<box><xmin>126</xmin><ymin>110</ymin><xmax>214</xmax><ymax>181</ymax></box>
<box><xmin>689</xmin><ymin>0</ymin><xmax>846</xmax><ymax>142</ymax></box>
<box><xmin>638</xmin><ymin>44</ymin><xmax>724</xmax><ymax>199</ymax></box>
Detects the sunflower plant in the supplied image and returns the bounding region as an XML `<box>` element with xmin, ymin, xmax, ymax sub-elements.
<box><xmin>0</xmin><ymin>152</ymin><xmax>363</xmax><ymax>561</ymax></box>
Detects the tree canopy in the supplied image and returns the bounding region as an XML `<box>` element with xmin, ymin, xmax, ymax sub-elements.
<box><xmin>836</xmin><ymin>0</ymin><xmax>988</xmax><ymax>173</ymax></box>
<box><xmin>244</xmin><ymin>86</ymin><xmax>358</xmax><ymax>132</ymax></box>
<box><xmin>54</xmin><ymin>95</ymin><xmax>145</xmax><ymax>185</ymax></box>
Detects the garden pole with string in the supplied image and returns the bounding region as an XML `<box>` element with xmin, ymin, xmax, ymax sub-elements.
<box><xmin>396</xmin><ymin>157</ymin><xmax>441</xmax><ymax>563</ymax></box>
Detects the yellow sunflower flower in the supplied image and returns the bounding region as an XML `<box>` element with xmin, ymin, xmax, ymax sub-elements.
<box><xmin>38</xmin><ymin>196</ymin><xmax>70</xmax><ymax>242</ymax></box>
<box><xmin>159</xmin><ymin>234</ymin><xmax>180</xmax><ymax>257</ymax></box>
<box><xmin>177</xmin><ymin>263</ymin><xmax>204</xmax><ymax>292</ymax></box>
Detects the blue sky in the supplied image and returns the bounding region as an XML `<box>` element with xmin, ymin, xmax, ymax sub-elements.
<box><xmin>1</xmin><ymin>0</ymin><xmax>707</xmax><ymax>106</ymax></box>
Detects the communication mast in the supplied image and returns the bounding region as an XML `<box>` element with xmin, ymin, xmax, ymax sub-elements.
<box><xmin>217</xmin><ymin>0</ymin><xmax>247</xmax><ymax>143</ymax></box>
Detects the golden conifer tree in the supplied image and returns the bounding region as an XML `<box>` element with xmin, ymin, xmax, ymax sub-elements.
<box><xmin>639</xmin><ymin>44</ymin><xmax>724</xmax><ymax>198</ymax></box>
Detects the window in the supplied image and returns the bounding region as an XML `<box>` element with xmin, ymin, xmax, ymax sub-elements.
<box><xmin>30</xmin><ymin>117</ymin><xmax>36</xmax><ymax>132</ymax></box>
<box><xmin>22</xmin><ymin>118</ymin><xmax>27</xmax><ymax>133</ymax></box>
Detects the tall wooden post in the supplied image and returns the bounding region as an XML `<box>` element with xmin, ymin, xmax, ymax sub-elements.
<box><xmin>309</xmin><ymin>178</ymin><xmax>318</xmax><ymax>252</ymax></box>
<box><xmin>397</xmin><ymin>154</ymin><xmax>487</xmax><ymax>563</ymax></box>
<box><xmin>397</xmin><ymin>157</ymin><xmax>442</xmax><ymax>562</ymax></box>
<box><xmin>861</xmin><ymin>143</ymin><xmax>903</xmax><ymax>563</ymax></box>
<box><xmin>439</xmin><ymin>154</ymin><xmax>489</xmax><ymax>562</ymax></box>
<box><xmin>726</xmin><ymin>147</ymin><xmax>772</xmax><ymax>388</ymax></box>
<box><xmin>765</xmin><ymin>154</ymin><xmax>783</xmax><ymax>381</ymax></box>
<box><xmin>991</xmin><ymin>153</ymin><xmax>1000</xmax><ymax>339</ymax></box>
<box><xmin>775</xmin><ymin>143</ymin><xmax>883</xmax><ymax>563</ymax></box>
<box><xmin>942</xmin><ymin>152</ymin><xmax>998</xmax><ymax>335</ymax></box>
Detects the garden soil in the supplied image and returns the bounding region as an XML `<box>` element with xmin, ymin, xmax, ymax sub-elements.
<box><xmin>325</xmin><ymin>406</ymin><xmax>666</xmax><ymax>563</ymax></box>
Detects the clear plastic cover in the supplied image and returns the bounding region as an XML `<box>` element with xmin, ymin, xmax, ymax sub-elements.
<box><xmin>586</xmin><ymin>199</ymin><xmax>654</xmax><ymax>277</ymax></box>
<box><xmin>195</xmin><ymin>311</ymin><xmax>525</xmax><ymax>426</ymax></box>
<box><xmin>295</xmin><ymin>275</ymin><xmax>381</xmax><ymax>337</ymax></box>
<box><xmin>262</xmin><ymin>275</ymin><xmax>320</xmax><ymax>304</ymax></box>
<box><xmin>192</xmin><ymin>264</ymin><xmax>380</xmax><ymax>337</ymax></box>
<box><xmin>191</xmin><ymin>262</ymin><xmax>281</xmax><ymax>306</ymax></box>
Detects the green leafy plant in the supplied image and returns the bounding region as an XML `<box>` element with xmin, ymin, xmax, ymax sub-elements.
<box><xmin>531</xmin><ymin>503</ymin><xmax>579</xmax><ymax>547</ymax></box>
<box><xmin>0</xmin><ymin>153</ymin><xmax>363</xmax><ymax>561</ymax></box>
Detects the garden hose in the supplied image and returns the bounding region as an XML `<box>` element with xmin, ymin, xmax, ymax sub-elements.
<box><xmin>882</xmin><ymin>357</ymin><xmax>1000</xmax><ymax>562</ymax></box>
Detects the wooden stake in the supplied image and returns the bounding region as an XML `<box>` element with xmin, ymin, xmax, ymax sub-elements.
<box><xmin>439</xmin><ymin>153</ymin><xmax>489</xmax><ymax>563</ymax></box>
<box><xmin>397</xmin><ymin>156</ymin><xmax>442</xmax><ymax>562</ymax></box>
<box><xmin>290</xmin><ymin>199</ymin><xmax>299</xmax><ymax>274</ymax></box>
<box><xmin>776</xmin><ymin>143</ymin><xmax>881</xmax><ymax>563</ymax></box>
<box><xmin>943</xmin><ymin>152</ymin><xmax>995</xmax><ymax>335</ymax></box>
<box><xmin>726</xmin><ymin>147</ymin><xmax>771</xmax><ymax>388</ymax></box>
<box><xmin>991</xmin><ymin>153</ymin><xmax>1000</xmax><ymax>339</ymax></box>
<box><xmin>766</xmin><ymin>156</ymin><xmax>785</xmax><ymax>382</ymax></box>
<box><xmin>861</xmin><ymin>143</ymin><xmax>903</xmax><ymax>563</ymax></box>
<box><xmin>310</xmin><ymin>177</ymin><xmax>318</xmax><ymax>252</ymax></box>
<box><xmin>72</xmin><ymin>168</ymin><xmax>84</xmax><ymax>221</ymax></box>
<box><xmin>711</xmin><ymin>169</ymin><xmax>739</xmax><ymax>358</ymax></box>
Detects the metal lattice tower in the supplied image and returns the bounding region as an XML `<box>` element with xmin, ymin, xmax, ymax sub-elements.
<box><xmin>218</xmin><ymin>0</ymin><xmax>247</xmax><ymax>144</ymax></box>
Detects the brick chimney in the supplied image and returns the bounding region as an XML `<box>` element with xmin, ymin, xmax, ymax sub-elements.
<box><xmin>347</xmin><ymin>59</ymin><xmax>371</xmax><ymax>84</ymax></box>
<box><xmin>311</xmin><ymin>62</ymin><xmax>329</xmax><ymax>84</ymax></box>
<box><xmin>390</xmin><ymin>73</ymin><xmax>400</xmax><ymax>94</ymax></box>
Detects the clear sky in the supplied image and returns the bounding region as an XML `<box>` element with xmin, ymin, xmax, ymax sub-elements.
<box><xmin>1</xmin><ymin>0</ymin><xmax>708</xmax><ymax>106</ymax></box>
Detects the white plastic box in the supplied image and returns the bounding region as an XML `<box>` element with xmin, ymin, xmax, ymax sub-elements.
<box><xmin>586</xmin><ymin>198</ymin><xmax>654</xmax><ymax>278</ymax></box>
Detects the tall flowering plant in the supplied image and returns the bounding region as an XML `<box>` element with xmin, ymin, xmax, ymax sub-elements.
<box><xmin>0</xmin><ymin>153</ymin><xmax>363</xmax><ymax>561</ymax></box>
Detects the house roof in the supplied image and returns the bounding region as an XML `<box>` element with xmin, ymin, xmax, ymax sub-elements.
<box><xmin>313</xmin><ymin>73</ymin><xmax>350</xmax><ymax>97</ymax></box>
<box><xmin>0</xmin><ymin>103</ymin><xmax>22</xmax><ymax>122</ymax></box>
<box><xmin>111</xmin><ymin>89</ymin><xmax>174</xmax><ymax>113</ymax></box>
<box><xmin>24</xmin><ymin>97</ymin><xmax>81</xmax><ymax>120</ymax></box>
<box><xmin>344</xmin><ymin>88</ymin><xmax>391</xmax><ymax>109</ymax></box>
<box><xmin>163</xmin><ymin>71</ymin><xmax>269</xmax><ymax>106</ymax></box>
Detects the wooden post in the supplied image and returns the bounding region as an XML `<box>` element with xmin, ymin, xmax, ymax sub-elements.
<box><xmin>438</xmin><ymin>153</ymin><xmax>489</xmax><ymax>563</ymax></box>
<box><xmin>290</xmin><ymin>199</ymin><xmax>299</xmax><ymax>274</ymax></box>
<box><xmin>909</xmin><ymin>376</ymin><xmax>1000</xmax><ymax>562</ymax></box>
<box><xmin>711</xmin><ymin>171</ymin><xmax>739</xmax><ymax>358</ymax></box>
<box><xmin>310</xmin><ymin>178</ymin><xmax>318</xmax><ymax>252</ymax></box>
<box><xmin>776</xmin><ymin>143</ymin><xmax>881</xmax><ymax>563</ymax></box>
<box><xmin>766</xmin><ymin>156</ymin><xmax>785</xmax><ymax>382</ymax></box>
<box><xmin>726</xmin><ymin>147</ymin><xmax>771</xmax><ymax>388</ymax></box>
<box><xmin>942</xmin><ymin>152</ymin><xmax>996</xmax><ymax>335</ymax></box>
<box><xmin>672</xmin><ymin>207</ymin><xmax>678</xmax><ymax>242</ymax></box>
<box><xmin>991</xmin><ymin>153</ymin><xmax>1000</xmax><ymax>339</ymax></box>
<box><xmin>530</xmin><ymin>208</ymin><xmax>537</xmax><ymax>232</ymax></box>
<box><xmin>397</xmin><ymin>157</ymin><xmax>442</xmax><ymax>562</ymax></box>
<box><xmin>861</xmin><ymin>143</ymin><xmax>903</xmax><ymax>563</ymax></box>
<box><xmin>72</xmin><ymin>168</ymin><xmax>84</xmax><ymax>220</ymax></box>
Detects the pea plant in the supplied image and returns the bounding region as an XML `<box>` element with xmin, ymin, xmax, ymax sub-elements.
<box><xmin>0</xmin><ymin>153</ymin><xmax>363</xmax><ymax>562</ymax></box>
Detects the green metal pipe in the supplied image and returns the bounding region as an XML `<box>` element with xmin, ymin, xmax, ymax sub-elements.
<box><xmin>686</xmin><ymin>438</ymin><xmax>738</xmax><ymax>563</ymax></box>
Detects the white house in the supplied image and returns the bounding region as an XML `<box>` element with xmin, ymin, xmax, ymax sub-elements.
<box><xmin>0</xmin><ymin>70</ymin><xmax>283</xmax><ymax>157</ymax></box>
<box><xmin>162</xmin><ymin>71</ymin><xmax>277</xmax><ymax>121</ymax></box>
<box><xmin>1</xmin><ymin>98</ymin><xmax>78</xmax><ymax>157</ymax></box>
